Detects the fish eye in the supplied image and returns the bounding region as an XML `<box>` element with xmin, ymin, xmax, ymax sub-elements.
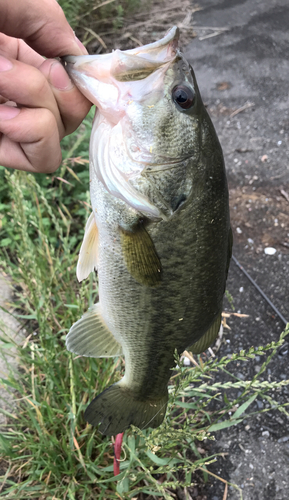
<box><xmin>172</xmin><ymin>85</ymin><xmax>195</xmax><ymax>110</ymax></box>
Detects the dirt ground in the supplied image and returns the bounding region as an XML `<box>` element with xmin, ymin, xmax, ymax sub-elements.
<box><xmin>183</xmin><ymin>0</ymin><xmax>289</xmax><ymax>498</ymax></box>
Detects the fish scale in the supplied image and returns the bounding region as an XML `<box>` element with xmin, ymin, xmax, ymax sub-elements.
<box><xmin>63</xmin><ymin>26</ymin><xmax>232</xmax><ymax>436</ymax></box>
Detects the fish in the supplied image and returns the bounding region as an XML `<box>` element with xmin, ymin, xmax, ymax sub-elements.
<box><xmin>63</xmin><ymin>26</ymin><xmax>232</xmax><ymax>436</ymax></box>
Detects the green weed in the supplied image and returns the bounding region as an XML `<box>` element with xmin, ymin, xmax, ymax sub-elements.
<box><xmin>58</xmin><ymin>0</ymin><xmax>142</xmax><ymax>33</ymax></box>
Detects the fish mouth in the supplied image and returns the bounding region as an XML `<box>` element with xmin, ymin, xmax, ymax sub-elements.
<box><xmin>61</xmin><ymin>27</ymin><xmax>179</xmax><ymax>111</ymax></box>
<box><xmin>62</xmin><ymin>28</ymin><xmax>185</xmax><ymax>220</ymax></box>
<box><xmin>62</xmin><ymin>26</ymin><xmax>179</xmax><ymax>70</ymax></box>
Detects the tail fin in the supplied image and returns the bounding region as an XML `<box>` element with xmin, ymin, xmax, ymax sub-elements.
<box><xmin>84</xmin><ymin>383</ymin><xmax>168</xmax><ymax>435</ymax></box>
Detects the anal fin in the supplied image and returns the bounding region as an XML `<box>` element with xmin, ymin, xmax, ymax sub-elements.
<box><xmin>77</xmin><ymin>212</ymin><xmax>99</xmax><ymax>282</ymax></box>
<box><xmin>119</xmin><ymin>222</ymin><xmax>162</xmax><ymax>287</ymax></box>
<box><xmin>66</xmin><ymin>303</ymin><xmax>122</xmax><ymax>358</ymax></box>
<box><xmin>188</xmin><ymin>312</ymin><xmax>222</xmax><ymax>354</ymax></box>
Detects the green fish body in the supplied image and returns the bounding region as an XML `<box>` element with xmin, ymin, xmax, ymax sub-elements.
<box><xmin>64</xmin><ymin>27</ymin><xmax>232</xmax><ymax>436</ymax></box>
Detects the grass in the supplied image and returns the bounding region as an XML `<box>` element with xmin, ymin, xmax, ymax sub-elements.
<box><xmin>0</xmin><ymin>114</ymin><xmax>289</xmax><ymax>498</ymax></box>
<box><xmin>58</xmin><ymin>0</ymin><xmax>142</xmax><ymax>35</ymax></box>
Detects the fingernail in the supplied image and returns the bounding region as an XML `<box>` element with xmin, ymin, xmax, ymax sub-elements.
<box><xmin>75</xmin><ymin>36</ymin><xmax>88</xmax><ymax>55</ymax></box>
<box><xmin>0</xmin><ymin>105</ymin><xmax>20</xmax><ymax>120</ymax></box>
<box><xmin>49</xmin><ymin>61</ymin><xmax>73</xmax><ymax>91</ymax></box>
<box><xmin>0</xmin><ymin>55</ymin><xmax>13</xmax><ymax>72</ymax></box>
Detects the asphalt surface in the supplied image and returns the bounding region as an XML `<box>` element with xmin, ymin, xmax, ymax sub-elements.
<box><xmin>184</xmin><ymin>0</ymin><xmax>289</xmax><ymax>498</ymax></box>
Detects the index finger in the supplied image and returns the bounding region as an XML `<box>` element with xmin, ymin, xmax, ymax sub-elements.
<box><xmin>0</xmin><ymin>0</ymin><xmax>86</xmax><ymax>58</ymax></box>
<box><xmin>0</xmin><ymin>33</ymin><xmax>44</xmax><ymax>67</ymax></box>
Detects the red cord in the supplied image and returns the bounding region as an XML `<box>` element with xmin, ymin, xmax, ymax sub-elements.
<box><xmin>113</xmin><ymin>432</ymin><xmax>124</xmax><ymax>476</ymax></box>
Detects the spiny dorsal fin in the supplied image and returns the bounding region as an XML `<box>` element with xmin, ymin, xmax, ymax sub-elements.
<box><xmin>77</xmin><ymin>212</ymin><xmax>98</xmax><ymax>282</ymax></box>
<box><xmin>66</xmin><ymin>303</ymin><xmax>122</xmax><ymax>358</ymax></box>
<box><xmin>119</xmin><ymin>222</ymin><xmax>162</xmax><ymax>287</ymax></box>
<box><xmin>188</xmin><ymin>312</ymin><xmax>222</xmax><ymax>354</ymax></box>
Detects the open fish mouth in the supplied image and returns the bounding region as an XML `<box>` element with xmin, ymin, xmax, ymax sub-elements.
<box><xmin>63</xmin><ymin>26</ymin><xmax>179</xmax><ymax>77</ymax></box>
<box><xmin>62</xmin><ymin>27</ymin><xmax>195</xmax><ymax>219</ymax></box>
<box><xmin>62</xmin><ymin>27</ymin><xmax>179</xmax><ymax>116</ymax></box>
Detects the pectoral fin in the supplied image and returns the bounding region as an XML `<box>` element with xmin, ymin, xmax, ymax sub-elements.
<box><xmin>188</xmin><ymin>313</ymin><xmax>222</xmax><ymax>354</ymax></box>
<box><xmin>76</xmin><ymin>212</ymin><xmax>99</xmax><ymax>282</ymax></box>
<box><xmin>66</xmin><ymin>303</ymin><xmax>122</xmax><ymax>358</ymax></box>
<box><xmin>119</xmin><ymin>222</ymin><xmax>162</xmax><ymax>287</ymax></box>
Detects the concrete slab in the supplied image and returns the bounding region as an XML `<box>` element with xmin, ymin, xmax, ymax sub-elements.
<box><xmin>0</xmin><ymin>276</ymin><xmax>23</xmax><ymax>425</ymax></box>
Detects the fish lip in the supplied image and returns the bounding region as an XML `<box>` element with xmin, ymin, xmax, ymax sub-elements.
<box><xmin>61</xmin><ymin>26</ymin><xmax>179</xmax><ymax>67</ymax></box>
<box><xmin>125</xmin><ymin>25</ymin><xmax>179</xmax><ymax>57</ymax></box>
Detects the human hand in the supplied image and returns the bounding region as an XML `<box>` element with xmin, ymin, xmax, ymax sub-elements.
<box><xmin>0</xmin><ymin>0</ymin><xmax>91</xmax><ymax>173</ymax></box>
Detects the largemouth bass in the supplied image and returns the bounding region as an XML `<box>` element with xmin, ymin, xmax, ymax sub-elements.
<box><xmin>64</xmin><ymin>27</ymin><xmax>232</xmax><ymax>436</ymax></box>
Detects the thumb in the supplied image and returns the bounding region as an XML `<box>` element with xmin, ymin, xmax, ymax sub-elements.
<box><xmin>0</xmin><ymin>0</ymin><xmax>87</xmax><ymax>58</ymax></box>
